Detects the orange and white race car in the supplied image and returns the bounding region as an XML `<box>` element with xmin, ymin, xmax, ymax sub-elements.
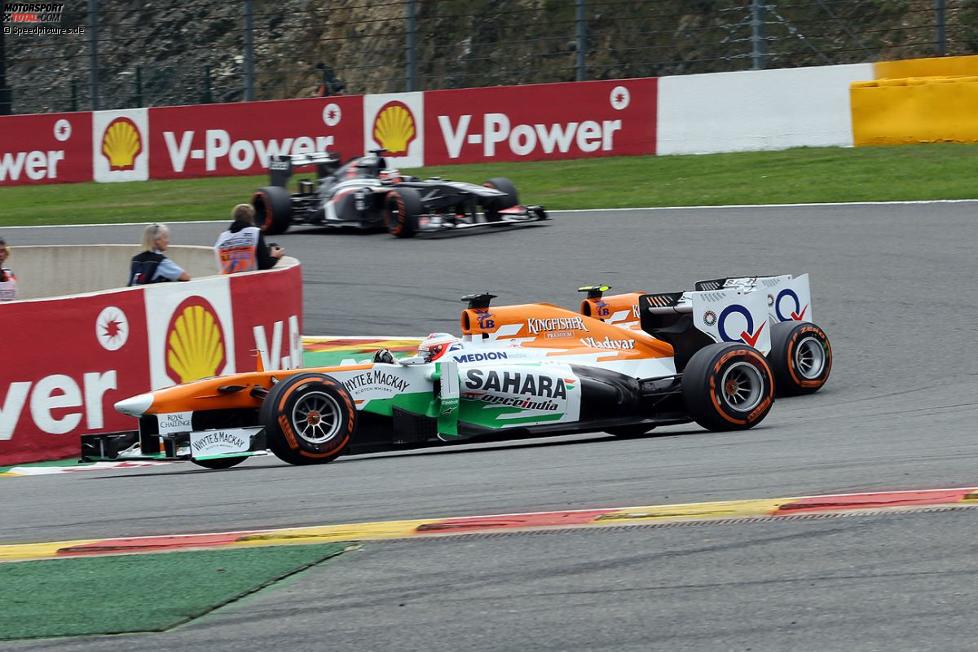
<box><xmin>82</xmin><ymin>283</ymin><xmax>811</xmax><ymax>470</ymax></box>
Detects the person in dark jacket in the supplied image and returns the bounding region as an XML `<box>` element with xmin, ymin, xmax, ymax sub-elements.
<box><xmin>214</xmin><ymin>204</ymin><xmax>284</xmax><ymax>274</ymax></box>
<box><xmin>128</xmin><ymin>223</ymin><xmax>190</xmax><ymax>286</ymax></box>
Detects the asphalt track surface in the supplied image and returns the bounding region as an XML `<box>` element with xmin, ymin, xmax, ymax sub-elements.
<box><xmin>5</xmin><ymin>202</ymin><xmax>978</xmax><ymax>650</ymax></box>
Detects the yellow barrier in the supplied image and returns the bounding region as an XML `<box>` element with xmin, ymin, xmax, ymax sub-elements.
<box><xmin>850</xmin><ymin>75</ymin><xmax>978</xmax><ymax>146</ymax></box>
<box><xmin>874</xmin><ymin>54</ymin><xmax>978</xmax><ymax>80</ymax></box>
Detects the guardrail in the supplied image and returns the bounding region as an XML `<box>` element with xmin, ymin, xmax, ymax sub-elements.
<box><xmin>851</xmin><ymin>75</ymin><xmax>978</xmax><ymax>146</ymax></box>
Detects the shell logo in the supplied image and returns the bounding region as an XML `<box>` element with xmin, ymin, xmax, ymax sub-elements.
<box><xmin>372</xmin><ymin>101</ymin><xmax>417</xmax><ymax>156</ymax></box>
<box><xmin>164</xmin><ymin>296</ymin><xmax>227</xmax><ymax>384</ymax></box>
<box><xmin>101</xmin><ymin>117</ymin><xmax>144</xmax><ymax>171</ymax></box>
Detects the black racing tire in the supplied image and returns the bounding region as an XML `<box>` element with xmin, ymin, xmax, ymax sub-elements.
<box><xmin>192</xmin><ymin>457</ymin><xmax>248</xmax><ymax>470</ymax></box>
<box><xmin>482</xmin><ymin>177</ymin><xmax>519</xmax><ymax>222</ymax></box>
<box><xmin>682</xmin><ymin>343</ymin><xmax>775</xmax><ymax>432</ymax></box>
<box><xmin>260</xmin><ymin>373</ymin><xmax>357</xmax><ymax>465</ymax></box>
<box><xmin>252</xmin><ymin>186</ymin><xmax>293</xmax><ymax>235</ymax></box>
<box><xmin>606</xmin><ymin>424</ymin><xmax>656</xmax><ymax>439</ymax></box>
<box><xmin>383</xmin><ymin>187</ymin><xmax>423</xmax><ymax>238</ymax></box>
<box><xmin>767</xmin><ymin>321</ymin><xmax>832</xmax><ymax>396</ymax></box>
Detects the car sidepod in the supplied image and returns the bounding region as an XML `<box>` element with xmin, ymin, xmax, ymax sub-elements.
<box><xmin>457</xmin><ymin>363</ymin><xmax>582</xmax><ymax>430</ymax></box>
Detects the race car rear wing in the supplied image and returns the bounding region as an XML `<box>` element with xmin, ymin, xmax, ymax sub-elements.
<box><xmin>268</xmin><ymin>152</ymin><xmax>342</xmax><ymax>187</ymax></box>
<box><xmin>694</xmin><ymin>273</ymin><xmax>814</xmax><ymax>325</ymax></box>
<box><xmin>639</xmin><ymin>288</ymin><xmax>771</xmax><ymax>371</ymax></box>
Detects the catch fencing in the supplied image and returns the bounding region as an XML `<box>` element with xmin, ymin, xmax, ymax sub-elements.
<box><xmin>1</xmin><ymin>0</ymin><xmax>973</xmax><ymax>115</ymax></box>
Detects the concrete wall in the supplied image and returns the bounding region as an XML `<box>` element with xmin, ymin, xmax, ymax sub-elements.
<box><xmin>8</xmin><ymin>244</ymin><xmax>220</xmax><ymax>300</ymax></box>
<box><xmin>657</xmin><ymin>63</ymin><xmax>874</xmax><ymax>155</ymax></box>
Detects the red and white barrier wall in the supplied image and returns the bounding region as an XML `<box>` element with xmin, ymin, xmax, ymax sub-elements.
<box><xmin>0</xmin><ymin>78</ymin><xmax>660</xmax><ymax>185</ymax></box>
<box><xmin>2</xmin><ymin>54</ymin><xmax>976</xmax><ymax>184</ymax></box>
<box><xmin>0</xmin><ymin>56</ymin><xmax>965</xmax><ymax>187</ymax></box>
<box><xmin>0</xmin><ymin>256</ymin><xmax>302</xmax><ymax>465</ymax></box>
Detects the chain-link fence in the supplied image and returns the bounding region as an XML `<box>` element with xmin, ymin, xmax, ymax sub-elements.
<box><xmin>2</xmin><ymin>0</ymin><xmax>976</xmax><ymax>115</ymax></box>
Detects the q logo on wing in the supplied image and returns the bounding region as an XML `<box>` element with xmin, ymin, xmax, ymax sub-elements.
<box><xmin>164</xmin><ymin>296</ymin><xmax>227</xmax><ymax>384</ymax></box>
<box><xmin>774</xmin><ymin>289</ymin><xmax>808</xmax><ymax>322</ymax></box>
<box><xmin>717</xmin><ymin>304</ymin><xmax>766</xmax><ymax>347</ymax></box>
<box><xmin>372</xmin><ymin>100</ymin><xmax>417</xmax><ymax>156</ymax></box>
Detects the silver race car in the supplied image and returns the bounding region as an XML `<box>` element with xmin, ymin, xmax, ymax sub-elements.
<box><xmin>251</xmin><ymin>149</ymin><xmax>548</xmax><ymax>237</ymax></box>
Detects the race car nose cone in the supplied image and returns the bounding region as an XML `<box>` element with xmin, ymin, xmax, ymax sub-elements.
<box><xmin>115</xmin><ymin>393</ymin><xmax>153</xmax><ymax>417</ymax></box>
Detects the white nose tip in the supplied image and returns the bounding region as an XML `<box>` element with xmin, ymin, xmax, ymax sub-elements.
<box><xmin>114</xmin><ymin>393</ymin><xmax>153</xmax><ymax>417</ymax></box>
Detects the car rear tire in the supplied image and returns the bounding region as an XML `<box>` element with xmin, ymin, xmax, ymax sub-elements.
<box><xmin>384</xmin><ymin>187</ymin><xmax>423</xmax><ymax>238</ymax></box>
<box><xmin>767</xmin><ymin>321</ymin><xmax>832</xmax><ymax>396</ymax></box>
<box><xmin>260</xmin><ymin>373</ymin><xmax>357</xmax><ymax>465</ymax></box>
<box><xmin>192</xmin><ymin>457</ymin><xmax>248</xmax><ymax>470</ymax></box>
<box><xmin>252</xmin><ymin>186</ymin><xmax>293</xmax><ymax>235</ymax></box>
<box><xmin>483</xmin><ymin>177</ymin><xmax>519</xmax><ymax>222</ymax></box>
<box><xmin>682</xmin><ymin>343</ymin><xmax>775</xmax><ymax>432</ymax></box>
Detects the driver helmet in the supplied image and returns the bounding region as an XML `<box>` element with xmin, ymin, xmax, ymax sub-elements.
<box><xmin>378</xmin><ymin>168</ymin><xmax>402</xmax><ymax>184</ymax></box>
<box><xmin>418</xmin><ymin>332</ymin><xmax>460</xmax><ymax>363</ymax></box>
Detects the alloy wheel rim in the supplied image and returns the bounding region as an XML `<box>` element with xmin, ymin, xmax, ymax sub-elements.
<box><xmin>794</xmin><ymin>336</ymin><xmax>826</xmax><ymax>380</ymax></box>
<box><xmin>719</xmin><ymin>361</ymin><xmax>765</xmax><ymax>412</ymax></box>
<box><xmin>291</xmin><ymin>391</ymin><xmax>342</xmax><ymax>444</ymax></box>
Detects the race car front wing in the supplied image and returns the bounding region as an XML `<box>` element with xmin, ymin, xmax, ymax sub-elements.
<box><xmin>81</xmin><ymin>427</ymin><xmax>267</xmax><ymax>463</ymax></box>
<box><xmin>416</xmin><ymin>205</ymin><xmax>548</xmax><ymax>236</ymax></box>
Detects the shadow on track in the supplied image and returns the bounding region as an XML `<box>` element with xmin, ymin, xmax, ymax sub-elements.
<box><xmin>75</xmin><ymin>427</ymin><xmax>712</xmax><ymax>480</ymax></box>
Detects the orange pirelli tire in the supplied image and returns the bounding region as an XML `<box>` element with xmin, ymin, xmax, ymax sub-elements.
<box><xmin>767</xmin><ymin>321</ymin><xmax>832</xmax><ymax>396</ymax></box>
<box><xmin>482</xmin><ymin>177</ymin><xmax>518</xmax><ymax>222</ymax></box>
<box><xmin>252</xmin><ymin>186</ymin><xmax>293</xmax><ymax>235</ymax></box>
<box><xmin>383</xmin><ymin>187</ymin><xmax>423</xmax><ymax>238</ymax></box>
<box><xmin>260</xmin><ymin>373</ymin><xmax>357</xmax><ymax>465</ymax></box>
<box><xmin>682</xmin><ymin>343</ymin><xmax>775</xmax><ymax>432</ymax></box>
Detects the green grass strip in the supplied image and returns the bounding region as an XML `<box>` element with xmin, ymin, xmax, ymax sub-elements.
<box><xmin>0</xmin><ymin>543</ymin><xmax>346</xmax><ymax>640</ymax></box>
<box><xmin>1</xmin><ymin>144</ymin><xmax>976</xmax><ymax>227</ymax></box>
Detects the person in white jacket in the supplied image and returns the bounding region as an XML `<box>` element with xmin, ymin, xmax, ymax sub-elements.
<box><xmin>214</xmin><ymin>204</ymin><xmax>284</xmax><ymax>274</ymax></box>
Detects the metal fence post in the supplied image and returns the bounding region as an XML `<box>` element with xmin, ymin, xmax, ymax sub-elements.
<box><xmin>243</xmin><ymin>0</ymin><xmax>255</xmax><ymax>101</ymax></box>
<box><xmin>202</xmin><ymin>65</ymin><xmax>213</xmax><ymax>104</ymax></box>
<box><xmin>88</xmin><ymin>0</ymin><xmax>100</xmax><ymax>110</ymax></box>
<box><xmin>405</xmin><ymin>0</ymin><xmax>417</xmax><ymax>92</ymax></box>
<box><xmin>575</xmin><ymin>0</ymin><xmax>587</xmax><ymax>81</ymax></box>
<box><xmin>935</xmin><ymin>0</ymin><xmax>946</xmax><ymax>56</ymax></box>
<box><xmin>134</xmin><ymin>65</ymin><xmax>143</xmax><ymax>107</ymax></box>
<box><xmin>750</xmin><ymin>0</ymin><xmax>766</xmax><ymax>70</ymax></box>
<box><xmin>0</xmin><ymin>21</ymin><xmax>11</xmax><ymax>115</ymax></box>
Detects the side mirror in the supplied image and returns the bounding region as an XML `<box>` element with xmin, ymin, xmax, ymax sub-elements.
<box><xmin>397</xmin><ymin>355</ymin><xmax>428</xmax><ymax>366</ymax></box>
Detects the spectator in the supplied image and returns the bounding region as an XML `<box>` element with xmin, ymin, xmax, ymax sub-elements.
<box><xmin>314</xmin><ymin>63</ymin><xmax>345</xmax><ymax>97</ymax></box>
<box><xmin>128</xmin><ymin>223</ymin><xmax>190</xmax><ymax>286</ymax></box>
<box><xmin>214</xmin><ymin>204</ymin><xmax>284</xmax><ymax>274</ymax></box>
<box><xmin>0</xmin><ymin>236</ymin><xmax>17</xmax><ymax>301</ymax></box>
